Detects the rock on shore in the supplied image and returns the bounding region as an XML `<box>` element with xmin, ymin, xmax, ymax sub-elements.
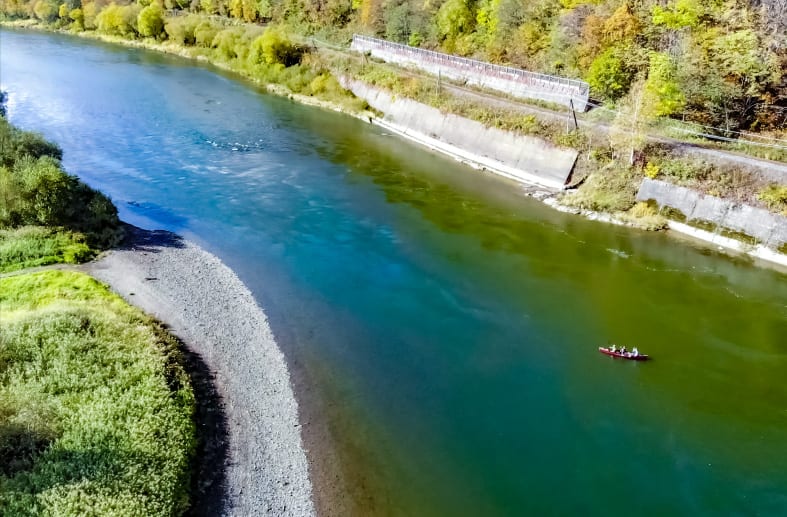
<box><xmin>85</xmin><ymin>226</ymin><xmax>315</xmax><ymax>516</ymax></box>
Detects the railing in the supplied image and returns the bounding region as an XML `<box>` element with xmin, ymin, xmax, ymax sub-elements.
<box><xmin>351</xmin><ymin>35</ymin><xmax>590</xmax><ymax>110</ymax></box>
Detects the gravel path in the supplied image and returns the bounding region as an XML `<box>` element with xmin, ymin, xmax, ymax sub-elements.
<box><xmin>84</xmin><ymin>226</ymin><xmax>315</xmax><ymax>517</ymax></box>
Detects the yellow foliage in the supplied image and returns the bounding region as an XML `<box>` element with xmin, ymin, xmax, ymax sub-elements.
<box><xmin>644</xmin><ymin>162</ymin><xmax>660</xmax><ymax>179</ymax></box>
<box><xmin>603</xmin><ymin>4</ymin><xmax>641</xmax><ymax>45</ymax></box>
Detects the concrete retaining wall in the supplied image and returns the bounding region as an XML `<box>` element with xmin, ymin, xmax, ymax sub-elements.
<box><xmin>351</xmin><ymin>35</ymin><xmax>590</xmax><ymax>111</ymax></box>
<box><xmin>344</xmin><ymin>78</ymin><xmax>578</xmax><ymax>190</ymax></box>
<box><xmin>636</xmin><ymin>179</ymin><xmax>787</xmax><ymax>249</ymax></box>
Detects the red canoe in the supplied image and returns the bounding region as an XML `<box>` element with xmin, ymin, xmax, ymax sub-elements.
<box><xmin>599</xmin><ymin>347</ymin><xmax>649</xmax><ymax>361</ymax></box>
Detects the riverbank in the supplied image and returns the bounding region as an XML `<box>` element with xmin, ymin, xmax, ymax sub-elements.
<box><xmin>4</xmin><ymin>22</ymin><xmax>785</xmax><ymax>268</ymax></box>
<box><xmin>84</xmin><ymin>225</ymin><xmax>315</xmax><ymax>516</ymax></box>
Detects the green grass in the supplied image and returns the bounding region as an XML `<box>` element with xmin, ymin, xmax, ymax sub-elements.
<box><xmin>0</xmin><ymin>270</ymin><xmax>196</xmax><ymax>516</ymax></box>
<box><xmin>0</xmin><ymin>226</ymin><xmax>94</xmax><ymax>273</ymax></box>
<box><xmin>560</xmin><ymin>159</ymin><xmax>641</xmax><ymax>213</ymax></box>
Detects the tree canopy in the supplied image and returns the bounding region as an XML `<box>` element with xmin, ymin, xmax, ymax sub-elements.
<box><xmin>3</xmin><ymin>0</ymin><xmax>785</xmax><ymax>132</ymax></box>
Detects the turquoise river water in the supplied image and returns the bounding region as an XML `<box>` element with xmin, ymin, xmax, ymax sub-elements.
<box><xmin>2</xmin><ymin>29</ymin><xmax>786</xmax><ymax>516</ymax></box>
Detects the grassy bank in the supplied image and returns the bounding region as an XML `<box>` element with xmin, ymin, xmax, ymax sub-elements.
<box><xmin>3</xmin><ymin>16</ymin><xmax>785</xmax><ymax>230</ymax></box>
<box><xmin>0</xmin><ymin>226</ymin><xmax>92</xmax><ymax>273</ymax></box>
<box><xmin>0</xmin><ymin>106</ymin><xmax>198</xmax><ymax>515</ymax></box>
<box><xmin>0</xmin><ymin>270</ymin><xmax>196</xmax><ymax>515</ymax></box>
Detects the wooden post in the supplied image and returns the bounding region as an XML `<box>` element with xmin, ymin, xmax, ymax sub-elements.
<box><xmin>437</xmin><ymin>69</ymin><xmax>442</xmax><ymax>93</ymax></box>
<box><xmin>570</xmin><ymin>99</ymin><xmax>578</xmax><ymax>130</ymax></box>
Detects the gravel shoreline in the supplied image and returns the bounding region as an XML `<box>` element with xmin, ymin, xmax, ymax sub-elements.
<box><xmin>85</xmin><ymin>225</ymin><xmax>315</xmax><ymax>516</ymax></box>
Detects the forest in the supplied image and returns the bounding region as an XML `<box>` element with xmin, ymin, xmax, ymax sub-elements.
<box><xmin>2</xmin><ymin>0</ymin><xmax>785</xmax><ymax>135</ymax></box>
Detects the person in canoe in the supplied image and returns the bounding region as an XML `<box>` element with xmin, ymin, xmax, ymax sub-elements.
<box><xmin>610</xmin><ymin>344</ymin><xmax>617</xmax><ymax>353</ymax></box>
<box><xmin>620</xmin><ymin>346</ymin><xmax>627</xmax><ymax>354</ymax></box>
<box><xmin>632</xmin><ymin>347</ymin><xmax>639</xmax><ymax>357</ymax></box>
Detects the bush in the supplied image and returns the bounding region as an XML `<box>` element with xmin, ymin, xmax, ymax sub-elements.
<box><xmin>561</xmin><ymin>163</ymin><xmax>640</xmax><ymax>212</ymax></box>
<box><xmin>164</xmin><ymin>14</ymin><xmax>199</xmax><ymax>45</ymax></box>
<box><xmin>137</xmin><ymin>3</ymin><xmax>165</xmax><ymax>39</ymax></box>
<box><xmin>0</xmin><ymin>119</ymin><xmax>121</xmax><ymax>247</ymax></box>
<box><xmin>0</xmin><ymin>119</ymin><xmax>62</xmax><ymax>167</ymax></box>
<box><xmin>212</xmin><ymin>27</ymin><xmax>243</xmax><ymax>61</ymax></box>
<box><xmin>251</xmin><ymin>28</ymin><xmax>304</xmax><ymax>67</ymax></box>
<box><xmin>194</xmin><ymin>20</ymin><xmax>219</xmax><ymax>48</ymax></box>
<box><xmin>95</xmin><ymin>3</ymin><xmax>141</xmax><ymax>38</ymax></box>
<box><xmin>757</xmin><ymin>184</ymin><xmax>787</xmax><ymax>214</ymax></box>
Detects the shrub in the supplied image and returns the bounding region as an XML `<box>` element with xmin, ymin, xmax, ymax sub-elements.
<box><xmin>96</xmin><ymin>3</ymin><xmax>141</xmax><ymax>37</ymax></box>
<box><xmin>212</xmin><ymin>28</ymin><xmax>242</xmax><ymax>60</ymax></box>
<box><xmin>561</xmin><ymin>164</ymin><xmax>640</xmax><ymax>212</ymax></box>
<box><xmin>32</xmin><ymin>0</ymin><xmax>59</xmax><ymax>22</ymax></box>
<box><xmin>757</xmin><ymin>184</ymin><xmax>787</xmax><ymax>214</ymax></box>
<box><xmin>0</xmin><ymin>119</ymin><xmax>121</xmax><ymax>247</ymax></box>
<box><xmin>0</xmin><ymin>271</ymin><xmax>196</xmax><ymax>515</ymax></box>
<box><xmin>68</xmin><ymin>7</ymin><xmax>84</xmax><ymax>30</ymax></box>
<box><xmin>0</xmin><ymin>119</ymin><xmax>62</xmax><ymax>167</ymax></box>
<box><xmin>137</xmin><ymin>3</ymin><xmax>165</xmax><ymax>39</ymax></box>
<box><xmin>194</xmin><ymin>20</ymin><xmax>219</xmax><ymax>48</ymax></box>
<box><xmin>252</xmin><ymin>28</ymin><xmax>304</xmax><ymax>67</ymax></box>
<box><xmin>164</xmin><ymin>14</ymin><xmax>199</xmax><ymax>45</ymax></box>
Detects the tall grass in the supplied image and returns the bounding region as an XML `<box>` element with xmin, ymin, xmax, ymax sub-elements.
<box><xmin>0</xmin><ymin>226</ymin><xmax>93</xmax><ymax>273</ymax></box>
<box><xmin>0</xmin><ymin>271</ymin><xmax>196</xmax><ymax>515</ymax></box>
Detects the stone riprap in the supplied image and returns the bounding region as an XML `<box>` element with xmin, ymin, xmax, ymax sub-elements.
<box><xmin>351</xmin><ymin>35</ymin><xmax>590</xmax><ymax>111</ymax></box>
<box><xmin>344</xmin><ymin>78</ymin><xmax>578</xmax><ymax>190</ymax></box>
<box><xmin>636</xmin><ymin>178</ymin><xmax>787</xmax><ymax>249</ymax></box>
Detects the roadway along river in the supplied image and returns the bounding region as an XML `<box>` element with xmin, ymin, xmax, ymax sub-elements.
<box><xmin>2</xmin><ymin>29</ymin><xmax>786</xmax><ymax>516</ymax></box>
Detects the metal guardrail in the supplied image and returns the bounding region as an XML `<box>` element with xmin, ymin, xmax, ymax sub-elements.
<box><xmin>351</xmin><ymin>35</ymin><xmax>590</xmax><ymax>110</ymax></box>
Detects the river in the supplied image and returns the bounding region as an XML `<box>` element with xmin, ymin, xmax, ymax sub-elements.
<box><xmin>2</xmin><ymin>29</ymin><xmax>786</xmax><ymax>516</ymax></box>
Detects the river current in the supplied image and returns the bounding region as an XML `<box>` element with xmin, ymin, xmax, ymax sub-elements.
<box><xmin>2</xmin><ymin>29</ymin><xmax>786</xmax><ymax>516</ymax></box>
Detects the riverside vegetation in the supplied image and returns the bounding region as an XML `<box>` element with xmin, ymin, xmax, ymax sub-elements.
<box><xmin>0</xmin><ymin>116</ymin><xmax>198</xmax><ymax>514</ymax></box>
<box><xmin>0</xmin><ymin>115</ymin><xmax>121</xmax><ymax>272</ymax></box>
<box><xmin>1</xmin><ymin>0</ymin><xmax>785</xmax><ymax>224</ymax></box>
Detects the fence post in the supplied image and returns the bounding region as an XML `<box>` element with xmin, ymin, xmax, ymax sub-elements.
<box><xmin>569</xmin><ymin>99</ymin><xmax>578</xmax><ymax>130</ymax></box>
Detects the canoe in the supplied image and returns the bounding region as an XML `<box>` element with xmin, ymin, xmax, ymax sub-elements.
<box><xmin>598</xmin><ymin>347</ymin><xmax>649</xmax><ymax>361</ymax></box>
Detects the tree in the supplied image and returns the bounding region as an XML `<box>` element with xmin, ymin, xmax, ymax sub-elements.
<box><xmin>609</xmin><ymin>79</ymin><xmax>659</xmax><ymax>166</ymax></box>
<box><xmin>32</xmin><ymin>0</ymin><xmax>59</xmax><ymax>22</ymax></box>
<box><xmin>384</xmin><ymin>1</ymin><xmax>412</xmax><ymax>43</ymax></box>
<box><xmin>651</xmin><ymin>0</ymin><xmax>702</xmax><ymax>30</ymax></box>
<box><xmin>586</xmin><ymin>47</ymin><xmax>635</xmax><ymax>101</ymax></box>
<box><xmin>643</xmin><ymin>52</ymin><xmax>685</xmax><ymax>117</ymax></box>
<box><xmin>602</xmin><ymin>3</ymin><xmax>640</xmax><ymax>44</ymax></box>
<box><xmin>436</xmin><ymin>0</ymin><xmax>475</xmax><ymax>44</ymax></box>
<box><xmin>248</xmin><ymin>29</ymin><xmax>303</xmax><ymax>66</ymax></box>
<box><xmin>68</xmin><ymin>7</ymin><xmax>84</xmax><ymax>29</ymax></box>
<box><xmin>137</xmin><ymin>3</ymin><xmax>165</xmax><ymax>39</ymax></box>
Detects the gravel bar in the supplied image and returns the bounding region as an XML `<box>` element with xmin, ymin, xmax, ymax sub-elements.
<box><xmin>85</xmin><ymin>226</ymin><xmax>315</xmax><ymax>516</ymax></box>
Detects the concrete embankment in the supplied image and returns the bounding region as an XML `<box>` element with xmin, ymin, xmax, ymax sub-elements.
<box><xmin>636</xmin><ymin>179</ymin><xmax>787</xmax><ymax>267</ymax></box>
<box><xmin>85</xmin><ymin>226</ymin><xmax>315</xmax><ymax>516</ymax></box>
<box><xmin>342</xmin><ymin>78</ymin><xmax>578</xmax><ymax>190</ymax></box>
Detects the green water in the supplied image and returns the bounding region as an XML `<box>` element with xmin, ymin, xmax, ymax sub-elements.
<box><xmin>2</xmin><ymin>29</ymin><xmax>786</xmax><ymax>515</ymax></box>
